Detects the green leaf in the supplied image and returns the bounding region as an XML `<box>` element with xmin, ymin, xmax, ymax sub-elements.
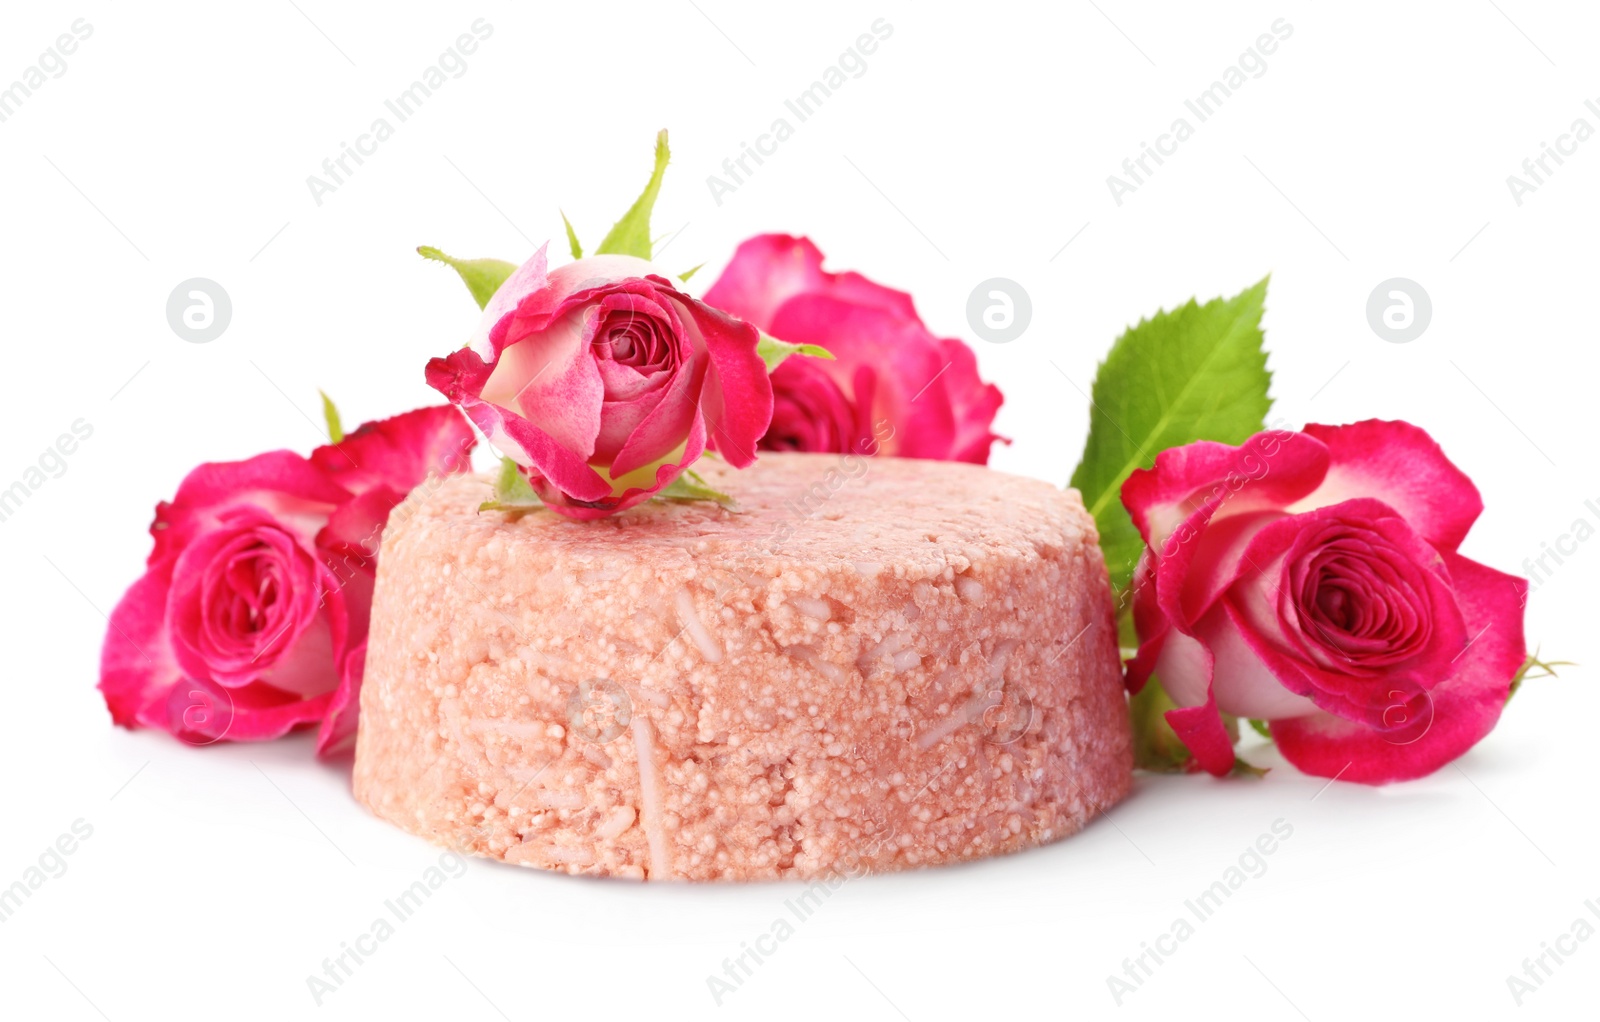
<box><xmin>1069</xmin><ymin>277</ymin><xmax>1273</xmax><ymax>593</ymax></box>
<box><xmin>656</xmin><ymin>469</ymin><xmax>738</xmax><ymax>510</ymax></box>
<box><xmin>418</xmin><ymin>246</ymin><xmax>517</xmax><ymax>310</ymax></box>
<box><xmin>595</xmin><ymin>130</ymin><xmax>671</xmax><ymax>260</ymax></box>
<box><xmin>678</xmin><ymin>262</ymin><xmax>705</xmax><ymax>284</ymax></box>
<box><xmin>319</xmin><ymin>389</ymin><xmax>344</xmax><ymax>444</ymax></box>
<box><xmin>478</xmin><ymin>456</ymin><xmax>544</xmax><ymax>513</ymax></box>
<box><xmin>757</xmin><ymin>332</ymin><xmax>835</xmax><ymax>373</ymax></box>
<box><xmin>1247</xmin><ymin>718</ymin><xmax>1272</xmax><ymax>739</ymax></box>
<box><xmin>560</xmin><ymin>211</ymin><xmax>583</xmax><ymax>260</ymax></box>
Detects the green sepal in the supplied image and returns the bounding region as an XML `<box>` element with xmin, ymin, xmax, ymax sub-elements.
<box><xmin>655</xmin><ymin>469</ymin><xmax>738</xmax><ymax>510</ymax></box>
<box><xmin>1507</xmin><ymin>649</ymin><xmax>1572</xmax><ymax>703</ymax></box>
<box><xmin>418</xmin><ymin>246</ymin><xmax>517</xmax><ymax>310</ymax></box>
<box><xmin>319</xmin><ymin>389</ymin><xmax>344</xmax><ymax>444</ymax></box>
<box><xmin>595</xmin><ymin>130</ymin><xmax>670</xmax><ymax>260</ymax></box>
<box><xmin>757</xmin><ymin>331</ymin><xmax>835</xmax><ymax>373</ymax></box>
<box><xmin>1116</xmin><ymin>603</ymin><xmax>1139</xmax><ymax>652</ymax></box>
<box><xmin>678</xmin><ymin>262</ymin><xmax>705</xmax><ymax>283</ymax></box>
<box><xmin>1247</xmin><ymin>718</ymin><xmax>1272</xmax><ymax>739</ymax></box>
<box><xmin>1130</xmin><ymin>678</ymin><xmax>1192</xmax><ymax>773</ymax></box>
<box><xmin>560</xmin><ymin>211</ymin><xmax>583</xmax><ymax>260</ymax></box>
<box><xmin>478</xmin><ymin>456</ymin><xmax>544</xmax><ymax>513</ymax></box>
<box><xmin>1131</xmin><ymin>676</ymin><xmax>1262</xmax><ymax>777</ymax></box>
<box><xmin>1230</xmin><ymin>755</ymin><xmax>1270</xmax><ymax>778</ymax></box>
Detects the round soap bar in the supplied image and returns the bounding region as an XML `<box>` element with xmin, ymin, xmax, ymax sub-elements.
<box><xmin>353</xmin><ymin>453</ymin><xmax>1132</xmax><ymax>880</ymax></box>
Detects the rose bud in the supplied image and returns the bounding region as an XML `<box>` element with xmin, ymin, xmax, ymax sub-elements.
<box><xmin>703</xmin><ymin>234</ymin><xmax>1003</xmax><ymax>463</ymax></box>
<box><xmin>1121</xmin><ymin>420</ymin><xmax>1527</xmax><ymax>784</ymax></box>
<box><xmin>98</xmin><ymin>406</ymin><xmax>475</xmax><ymax>755</ymax></box>
<box><xmin>426</xmin><ymin>245</ymin><xmax>772</xmax><ymax>519</ymax></box>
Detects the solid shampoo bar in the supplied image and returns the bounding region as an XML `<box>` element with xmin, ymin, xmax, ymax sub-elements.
<box><xmin>353</xmin><ymin>453</ymin><xmax>1132</xmax><ymax>880</ymax></box>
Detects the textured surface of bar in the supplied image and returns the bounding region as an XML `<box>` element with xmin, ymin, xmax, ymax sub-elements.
<box><xmin>353</xmin><ymin>453</ymin><xmax>1131</xmax><ymax>880</ymax></box>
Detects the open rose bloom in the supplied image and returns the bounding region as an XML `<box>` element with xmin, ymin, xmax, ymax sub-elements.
<box><xmin>98</xmin><ymin>407</ymin><xmax>475</xmax><ymax>755</ymax></box>
<box><xmin>427</xmin><ymin>244</ymin><xmax>772</xmax><ymax>519</ymax></box>
<box><xmin>704</xmin><ymin>234</ymin><xmax>1003</xmax><ymax>463</ymax></box>
<box><xmin>1123</xmin><ymin>420</ymin><xmax>1527</xmax><ymax>783</ymax></box>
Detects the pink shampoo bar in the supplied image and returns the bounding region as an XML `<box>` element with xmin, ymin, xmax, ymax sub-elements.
<box><xmin>353</xmin><ymin>453</ymin><xmax>1132</xmax><ymax>880</ymax></box>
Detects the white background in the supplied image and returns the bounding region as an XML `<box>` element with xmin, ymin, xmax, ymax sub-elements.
<box><xmin>2</xmin><ymin>1</ymin><xmax>1597</xmax><ymax>1018</ymax></box>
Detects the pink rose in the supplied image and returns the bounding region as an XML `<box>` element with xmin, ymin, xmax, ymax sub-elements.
<box><xmin>703</xmin><ymin>234</ymin><xmax>1004</xmax><ymax>463</ymax></box>
<box><xmin>425</xmin><ymin>245</ymin><xmax>772</xmax><ymax>519</ymax></box>
<box><xmin>98</xmin><ymin>406</ymin><xmax>475</xmax><ymax>755</ymax></box>
<box><xmin>1122</xmin><ymin>420</ymin><xmax>1527</xmax><ymax>784</ymax></box>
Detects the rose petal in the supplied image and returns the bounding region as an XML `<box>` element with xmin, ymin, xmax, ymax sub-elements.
<box><xmin>199</xmin><ymin>678</ymin><xmax>333</xmax><ymax>743</ymax></box>
<box><xmin>544</xmin><ymin>254</ymin><xmax>662</xmax><ymax>302</ymax></box>
<box><xmin>316</xmin><ymin>487</ymin><xmax>402</xmax><ymax>562</ymax></box>
<box><xmin>469</xmin><ymin>244</ymin><xmax>551</xmax><ymax>359</ymax></box>
<box><xmin>251</xmin><ymin>609</ymin><xmax>338</xmax><ymax>699</ymax></box>
<box><xmin>768</xmin><ymin>294</ymin><xmax>957</xmax><ymax>460</ymax></box>
<box><xmin>935</xmin><ymin>338</ymin><xmax>1006</xmax><ymax>464</ymax></box>
<box><xmin>703</xmin><ymin>235</ymin><xmax>1000</xmax><ymax>464</ymax></box>
<box><xmin>762</xmin><ymin>358</ymin><xmax>869</xmax><ymax>454</ymax></box>
<box><xmin>316</xmin><ymin>639</ymin><xmax>365</xmax><ymax>758</ymax></box>
<box><xmin>540</xmin><ymin>411</ymin><xmax>709</xmax><ymax>521</ymax></box>
<box><xmin>99</xmin><ymin>563</ymin><xmax>180</xmax><ymax>729</ymax></box>
<box><xmin>1160</xmin><ymin>663</ymin><xmax>1237</xmax><ymax>778</ymax></box>
<box><xmin>153</xmin><ymin>451</ymin><xmax>351</xmax><ymax>563</ymax></box>
<box><xmin>310</xmin><ymin>405</ymin><xmax>476</xmax><ymax>499</ymax></box>
<box><xmin>609</xmin><ymin>359</ymin><xmax>706</xmax><ymax>478</ymax></box>
<box><xmin>483</xmin><ymin>304</ymin><xmax>604</xmax><ymax>460</ymax></box>
<box><xmin>1161</xmin><ymin>508</ymin><xmax>1285</xmax><ymax>631</ymax></box>
<box><xmin>680</xmin><ymin>291</ymin><xmax>771</xmax><ymax>468</ymax></box>
<box><xmin>1122</xmin><ymin>430</ymin><xmax>1331</xmax><ymax>554</ymax></box>
<box><xmin>428</xmin><ymin>347</ymin><xmax>614</xmax><ymax>503</ymax></box>
<box><xmin>164</xmin><ymin>512</ymin><xmax>328</xmax><ymax>687</ymax></box>
<box><xmin>1270</xmin><ymin>553</ymin><xmax>1527</xmax><ymax>782</ymax></box>
<box><xmin>1124</xmin><ymin>550</ymin><xmax>1166</xmax><ymax>694</ymax></box>
<box><xmin>1127</xmin><ymin>432</ymin><xmax>1330</xmax><ymax>664</ymax></box>
<box><xmin>1225</xmin><ymin>499</ymin><xmax>1470</xmax><ymax>727</ymax></box>
<box><xmin>703</xmin><ymin>234</ymin><xmax>919</xmax><ymax>332</ymax></box>
<box><xmin>1291</xmin><ymin>420</ymin><xmax>1483</xmax><ymax>552</ymax></box>
<box><xmin>1191</xmin><ymin>601</ymin><xmax>1322</xmax><ymax>719</ymax></box>
<box><xmin>1148</xmin><ymin>628</ymin><xmax>1210</xmax><ymax>708</ymax></box>
<box><xmin>594</xmin><ymin>385</ymin><xmax>669</xmax><ymax>463</ymax></box>
<box><xmin>99</xmin><ymin>562</ymin><xmax>336</xmax><ymax>745</ymax></box>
